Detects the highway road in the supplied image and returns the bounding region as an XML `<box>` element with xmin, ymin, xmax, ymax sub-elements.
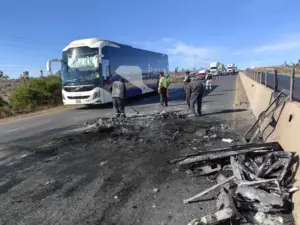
<box><xmin>0</xmin><ymin>74</ymin><xmax>257</xmax><ymax>225</ymax></box>
<box><xmin>0</xmin><ymin>75</ymin><xmax>242</xmax><ymax>145</ymax></box>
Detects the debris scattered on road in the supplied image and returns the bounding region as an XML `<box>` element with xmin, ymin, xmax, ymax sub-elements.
<box><xmin>153</xmin><ymin>188</ymin><xmax>159</xmax><ymax>193</ymax></box>
<box><xmin>187</xmin><ymin>208</ymin><xmax>234</xmax><ymax>225</ymax></box>
<box><xmin>170</xmin><ymin>142</ymin><xmax>298</xmax><ymax>224</ymax></box>
<box><xmin>222</xmin><ymin>138</ymin><xmax>233</xmax><ymax>143</ymax></box>
<box><xmin>100</xmin><ymin>161</ymin><xmax>108</xmax><ymax>166</ymax></box>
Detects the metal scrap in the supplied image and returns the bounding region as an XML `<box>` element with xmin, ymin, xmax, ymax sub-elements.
<box><xmin>169</xmin><ymin>142</ymin><xmax>281</xmax><ymax>166</ymax></box>
<box><xmin>193</xmin><ymin>164</ymin><xmax>221</xmax><ymax>176</ymax></box>
<box><xmin>184</xmin><ymin>176</ymin><xmax>234</xmax><ymax>204</ymax></box>
<box><xmin>236</xmin><ymin>185</ymin><xmax>284</xmax><ymax>207</ymax></box>
<box><xmin>171</xmin><ymin>141</ymin><xmax>299</xmax><ymax>224</ymax></box>
<box><xmin>187</xmin><ymin>208</ymin><xmax>234</xmax><ymax>225</ymax></box>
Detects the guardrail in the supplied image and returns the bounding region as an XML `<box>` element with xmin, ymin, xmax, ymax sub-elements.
<box><xmin>243</xmin><ymin>67</ymin><xmax>298</xmax><ymax>102</ymax></box>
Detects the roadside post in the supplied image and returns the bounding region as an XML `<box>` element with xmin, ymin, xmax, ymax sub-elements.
<box><xmin>274</xmin><ymin>70</ymin><xmax>278</xmax><ymax>92</ymax></box>
<box><xmin>265</xmin><ymin>71</ymin><xmax>268</xmax><ymax>87</ymax></box>
<box><xmin>259</xmin><ymin>72</ymin><xmax>262</xmax><ymax>84</ymax></box>
<box><xmin>290</xmin><ymin>66</ymin><xmax>295</xmax><ymax>101</ymax></box>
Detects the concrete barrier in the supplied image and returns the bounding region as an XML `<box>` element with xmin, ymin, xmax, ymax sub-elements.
<box><xmin>239</xmin><ymin>72</ymin><xmax>300</xmax><ymax>224</ymax></box>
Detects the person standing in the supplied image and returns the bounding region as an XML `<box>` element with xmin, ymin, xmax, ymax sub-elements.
<box><xmin>158</xmin><ymin>72</ymin><xmax>169</xmax><ymax>107</ymax></box>
<box><xmin>183</xmin><ymin>71</ymin><xmax>191</xmax><ymax>107</ymax></box>
<box><xmin>205</xmin><ymin>71</ymin><xmax>213</xmax><ymax>91</ymax></box>
<box><xmin>186</xmin><ymin>77</ymin><xmax>203</xmax><ymax>117</ymax></box>
<box><xmin>110</xmin><ymin>78</ymin><xmax>127</xmax><ymax>118</ymax></box>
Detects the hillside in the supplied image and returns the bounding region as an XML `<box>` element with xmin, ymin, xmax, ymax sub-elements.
<box><xmin>0</xmin><ymin>76</ymin><xmax>62</xmax><ymax>118</ymax></box>
<box><xmin>254</xmin><ymin>65</ymin><xmax>300</xmax><ymax>75</ymax></box>
<box><xmin>0</xmin><ymin>79</ymin><xmax>24</xmax><ymax>103</ymax></box>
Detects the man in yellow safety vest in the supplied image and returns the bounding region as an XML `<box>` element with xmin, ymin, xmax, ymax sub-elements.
<box><xmin>158</xmin><ymin>72</ymin><xmax>169</xmax><ymax>107</ymax></box>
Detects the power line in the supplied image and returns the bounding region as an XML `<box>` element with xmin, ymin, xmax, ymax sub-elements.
<box><xmin>0</xmin><ymin>35</ymin><xmax>65</xmax><ymax>46</ymax></box>
<box><xmin>0</xmin><ymin>36</ymin><xmax>65</xmax><ymax>51</ymax></box>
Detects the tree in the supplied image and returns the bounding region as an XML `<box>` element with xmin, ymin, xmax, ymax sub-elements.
<box><xmin>220</xmin><ymin>64</ymin><xmax>226</xmax><ymax>72</ymax></box>
<box><xmin>20</xmin><ymin>71</ymin><xmax>29</xmax><ymax>82</ymax></box>
<box><xmin>55</xmin><ymin>70</ymin><xmax>62</xmax><ymax>77</ymax></box>
<box><xmin>23</xmin><ymin>71</ymin><xmax>29</xmax><ymax>78</ymax></box>
<box><xmin>40</xmin><ymin>70</ymin><xmax>44</xmax><ymax>77</ymax></box>
<box><xmin>3</xmin><ymin>75</ymin><xmax>9</xmax><ymax>80</ymax></box>
<box><xmin>0</xmin><ymin>70</ymin><xmax>3</xmax><ymax>79</ymax></box>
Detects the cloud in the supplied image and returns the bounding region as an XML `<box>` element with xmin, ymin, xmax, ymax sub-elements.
<box><xmin>253</xmin><ymin>33</ymin><xmax>300</xmax><ymax>53</ymax></box>
<box><xmin>161</xmin><ymin>37</ymin><xmax>174</xmax><ymax>43</ymax></box>
<box><xmin>132</xmin><ymin>38</ymin><xmax>218</xmax><ymax>69</ymax></box>
<box><xmin>167</xmin><ymin>42</ymin><xmax>215</xmax><ymax>69</ymax></box>
<box><xmin>167</xmin><ymin>42</ymin><xmax>212</xmax><ymax>57</ymax></box>
<box><xmin>232</xmin><ymin>51</ymin><xmax>243</xmax><ymax>55</ymax></box>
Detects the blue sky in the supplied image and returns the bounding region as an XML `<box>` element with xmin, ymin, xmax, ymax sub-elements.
<box><xmin>0</xmin><ymin>0</ymin><xmax>300</xmax><ymax>77</ymax></box>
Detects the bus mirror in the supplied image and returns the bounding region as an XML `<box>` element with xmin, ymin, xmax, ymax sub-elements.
<box><xmin>46</xmin><ymin>58</ymin><xmax>62</xmax><ymax>74</ymax></box>
<box><xmin>46</xmin><ymin>60</ymin><xmax>51</xmax><ymax>73</ymax></box>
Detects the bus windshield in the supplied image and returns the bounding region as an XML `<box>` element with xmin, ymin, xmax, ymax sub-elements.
<box><xmin>61</xmin><ymin>47</ymin><xmax>99</xmax><ymax>85</ymax></box>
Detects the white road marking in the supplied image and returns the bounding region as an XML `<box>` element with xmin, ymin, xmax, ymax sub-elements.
<box><xmin>5</xmin><ymin>119</ymin><xmax>52</xmax><ymax>133</ymax></box>
<box><xmin>76</xmin><ymin>111</ymin><xmax>90</xmax><ymax>115</ymax></box>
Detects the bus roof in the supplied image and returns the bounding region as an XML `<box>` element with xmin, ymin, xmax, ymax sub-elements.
<box><xmin>63</xmin><ymin>38</ymin><xmax>167</xmax><ymax>56</ymax></box>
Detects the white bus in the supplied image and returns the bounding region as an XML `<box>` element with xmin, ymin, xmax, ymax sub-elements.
<box><xmin>47</xmin><ymin>38</ymin><xmax>169</xmax><ymax>105</ymax></box>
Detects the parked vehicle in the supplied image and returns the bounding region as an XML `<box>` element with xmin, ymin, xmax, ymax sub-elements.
<box><xmin>210</xmin><ymin>62</ymin><xmax>222</xmax><ymax>76</ymax></box>
<box><xmin>227</xmin><ymin>64</ymin><xmax>236</xmax><ymax>74</ymax></box>
<box><xmin>198</xmin><ymin>70</ymin><xmax>206</xmax><ymax>80</ymax></box>
<box><xmin>46</xmin><ymin>38</ymin><xmax>168</xmax><ymax>105</ymax></box>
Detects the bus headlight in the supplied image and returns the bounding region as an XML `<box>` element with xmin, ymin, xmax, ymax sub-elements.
<box><xmin>93</xmin><ymin>91</ymin><xmax>101</xmax><ymax>99</ymax></box>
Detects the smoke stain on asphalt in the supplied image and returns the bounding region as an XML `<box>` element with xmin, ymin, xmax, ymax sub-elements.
<box><xmin>0</xmin><ymin>112</ymin><xmax>244</xmax><ymax>225</ymax></box>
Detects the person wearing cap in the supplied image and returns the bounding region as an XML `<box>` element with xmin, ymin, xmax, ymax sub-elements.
<box><xmin>205</xmin><ymin>71</ymin><xmax>213</xmax><ymax>91</ymax></box>
<box><xmin>183</xmin><ymin>71</ymin><xmax>191</xmax><ymax>107</ymax></box>
<box><xmin>110</xmin><ymin>78</ymin><xmax>127</xmax><ymax>118</ymax></box>
<box><xmin>186</xmin><ymin>76</ymin><xmax>203</xmax><ymax>117</ymax></box>
<box><xmin>158</xmin><ymin>72</ymin><xmax>169</xmax><ymax>107</ymax></box>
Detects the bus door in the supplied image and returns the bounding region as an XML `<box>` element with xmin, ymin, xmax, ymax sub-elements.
<box><xmin>102</xmin><ymin>59</ymin><xmax>110</xmax><ymax>80</ymax></box>
<box><xmin>101</xmin><ymin>59</ymin><xmax>111</xmax><ymax>103</ymax></box>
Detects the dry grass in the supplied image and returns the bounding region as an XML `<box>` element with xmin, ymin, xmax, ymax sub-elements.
<box><xmin>254</xmin><ymin>66</ymin><xmax>300</xmax><ymax>76</ymax></box>
<box><xmin>168</xmin><ymin>72</ymin><xmax>186</xmax><ymax>83</ymax></box>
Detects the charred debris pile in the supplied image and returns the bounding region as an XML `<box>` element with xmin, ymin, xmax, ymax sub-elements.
<box><xmin>170</xmin><ymin>142</ymin><xmax>299</xmax><ymax>225</ymax></box>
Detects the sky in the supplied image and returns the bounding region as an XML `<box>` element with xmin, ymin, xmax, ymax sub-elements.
<box><xmin>0</xmin><ymin>0</ymin><xmax>300</xmax><ymax>78</ymax></box>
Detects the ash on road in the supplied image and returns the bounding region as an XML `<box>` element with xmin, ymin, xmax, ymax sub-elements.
<box><xmin>0</xmin><ymin>75</ymin><xmax>256</xmax><ymax>225</ymax></box>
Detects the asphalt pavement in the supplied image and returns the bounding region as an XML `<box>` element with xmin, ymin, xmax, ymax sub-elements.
<box><xmin>0</xmin><ymin>74</ymin><xmax>259</xmax><ymax>225</ymax></box>
<box><xmin>0</xmin><ymin>75</ymin><xmax>239</xmax><ymax>145</ymax></box>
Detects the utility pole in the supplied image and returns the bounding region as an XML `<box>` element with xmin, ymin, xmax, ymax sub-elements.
<box><xmin>194</xmin><ymin>55</ymin><xmax>196</xmax><ymax>71</ymax></box>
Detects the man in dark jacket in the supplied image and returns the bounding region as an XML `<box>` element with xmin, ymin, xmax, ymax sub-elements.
<box><xmin>110</xmin><ymin>78</ymin><xmax>127</xmax><ymax>118</ymax></box>
<box><xmin>183</xmin><ymin>71</ymin><xmax>191</xmax><ymax>107</ymax></box>
<box><xmin>186</xmin><ymin>77</ymin><xmax>203</xmax><ymax>117</ymax></box>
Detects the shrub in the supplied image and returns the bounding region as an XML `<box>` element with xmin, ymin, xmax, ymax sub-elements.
<box><xmin>9</xmin><ymin>76</ymin><xmax>62</xmax><ymax>111</ymax></box>
<box><xmin>0</xmin><ymin>96</ymin><xmax>12</xmax><ymax>118</ymax></box>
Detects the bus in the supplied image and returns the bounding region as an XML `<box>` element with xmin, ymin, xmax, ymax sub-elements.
<box><xmin>46</xmin><ymin>38</ymin><xmax>169</xmax><ymax>105</ymax></box>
